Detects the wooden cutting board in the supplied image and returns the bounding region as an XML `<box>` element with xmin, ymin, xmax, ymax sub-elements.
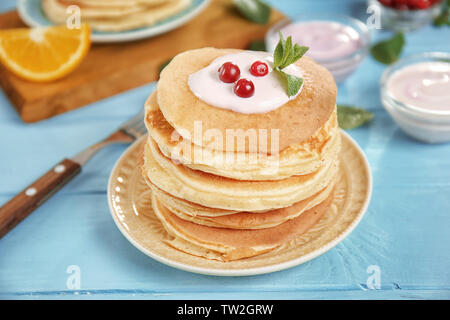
<box><xmin>0</xmin><ymin>0</ymin><xmax>284</xmax><ymax>123</ymax></box>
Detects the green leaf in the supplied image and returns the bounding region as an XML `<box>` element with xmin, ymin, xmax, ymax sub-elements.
<box><xmin>273</xmin><ymin>31</ymin><xmax>286</xmax><ymax>68</ymax></box>
<box><xmin>337</xmin><ymin>105</ymin><xmax>374</xmax><ymax>129</ymax></box>
<box><xmin>271</xmin><ymin>31</ymin><xmax>309</xmax><ymax>97</ymax></box>
<box><xmin>370</xmin><ymin>33</ymin><xmax>405</xmax><ymax>65</ymax></box>
<box><xmin>247</xmin><ymin>39</ymin><xmax>266</xmax><ymax>51</ymax></box>
<box><xmin>433</xmin><ymin>6</ymin><xmax>450</xmax><ymax>27</ymax></box>
<box><xmin>276</xmin><ymin>68</ymin><xmax>303</xmax><ymax>97</ymax></box>
<box><xmin>292</xmin><ymin>43</ymin><xmax>309</xmax><ymax>63</ymax></box>
<box><xmin>233</xmin><ymin>0</ymin><xmax>271</xmax><ymax>24</ymax></box>
<box><xmin>273</xmin><ymin>31</ymin><xmax>309</xmax><ymax>69</ymax></box>
<box><xmin>279</xmin><ymin>35</ymin><xmax>294</xmax><ymax>69</ymax></box>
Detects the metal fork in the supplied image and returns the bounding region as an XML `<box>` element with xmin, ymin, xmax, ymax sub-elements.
<box><xmin>0</xmin><ymin>109</ymin><xmax>147</xmax><ymax>239</ymax></box>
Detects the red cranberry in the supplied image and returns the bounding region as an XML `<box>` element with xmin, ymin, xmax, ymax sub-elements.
<box><xmin>250</xmin><ymin>61</ymin><xmax>269</xmax><ymax>77</ymax></box>
<box><xmin>378</xmin><ymin>0</ymin><xmax>392</xmax><ymax>6</ymax></box>
<box><xmin>234</xmin><ymin>79</ymin><xmax>255</xmax><ymax>98</ymax></box>
<box><xmin>407</xmin><ymin>0</ymin><xmax>418</xmax><ymax>8</ymax></box>
<box><xmin>415</xmin><ymin>0</ymin><xmax>431</xmax><ymax>8</ymax></box>
<box><xmin>218</xmin><ymin>62</ymin><xmax>240</xmax><ymax>83</ymax></box>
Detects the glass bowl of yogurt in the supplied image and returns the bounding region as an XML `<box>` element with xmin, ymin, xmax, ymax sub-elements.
<box><xmin>265</xmin><ymin>14</ymin><xmax>370</xmax><ymax>83</ymax></box>
<box><xmin>381</xmin><ymin>52</ymin><xmax>450</xmax><ymax>143</ymax></box>
<box><xmin>368</xmin><ymin>0</ymin><xmax>445</xmax><ymax>32</ymax></box>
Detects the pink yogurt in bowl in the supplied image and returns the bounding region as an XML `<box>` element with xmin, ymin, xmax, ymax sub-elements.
<box><xmin>381</xmin><ymin>52</ymin><xmax>450</xmax><ymax>143</ymax></box>
<box><xmin>265</xmin><ymin>14</ymin><xmax>370</xmax><ymax>83</ymax></box>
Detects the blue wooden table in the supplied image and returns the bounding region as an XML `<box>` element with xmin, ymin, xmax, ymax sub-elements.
<box><xmin>0</xmin><ymin>0</ymin><xmax>449</xmax><ymax>300</ymax></box>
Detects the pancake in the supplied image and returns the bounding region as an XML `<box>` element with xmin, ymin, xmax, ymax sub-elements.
<box><xmin>152</xmin><ymin>191</ymin><xmax>334</xmax><ymax>261</ymax></box>
<box><xmin>147</xmin><ymin>179</ymin><xmax>240</xmax><ymax>217</ymax></box>
<box><xmin>157</xmin><ymin>48</ymin><xmax>337</xmax><ymax>153</ymax></box>
<box><xmin>43</xmin><ymin>0</ymin><xmax>145</xmax><ymax>20</ymax></box>
<box><xmin>151</xmin><ymin>179</ymin><xmax>336</xmax><ymax>229</ymax></box>
<box><xmin>76</xmin><ymin>0</ymin><xmax>175</xmax><ymax>7</ymax></box>
<box><xmin>142</xmin><ymin>136</ymin><xmax>339</xmax><ymax>211</ymax></box>
<box><xmin>145</xmin><ymin>91</ymin><xmax>340</xmax><ymax>180</ymax></box>
<box><xmin>85</xmin><ymin>0</ymin><xmax>191</xmax><ymax>32</ymax></box>
<box><xmin>139</xmin><ymin>46</ymin><xmax>340</xmax><ymax>262</ymax></box>
<box><xmin>42</xmin><ymin>0</ymin><xmax>191</xmax><ymax>31</ymax></box>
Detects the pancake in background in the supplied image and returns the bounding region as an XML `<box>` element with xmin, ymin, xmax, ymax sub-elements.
<box><xmin>43</xmin><ymin>0</ymin><xmax>145</xmax><ymax>20</ymax></box>
<box><xmin>84</xmin><ymin>0</ymin><xmax>191</xmax><ymax>32</ymax></box>
<box><xmin>142</xmin><ymin>137</ymin><xmax>339</xmax><ymax>211</ymax></box>
<box><xmin>76</xmin><ymin>0</ymin><xmax>175</xmax><ymax>7</ymax></box>
<box><xmin>151</xmin><ymin>179</ymin><xmax>336</xmax><ymax>229</ymax></box>
<box><xmin>42</xmin><ymin>0</ymin><xmax>191</xmax><ymax>31</ymax></box>
<box><xmin>152</xmin><ymin>192</ymin><xmax>334</xmax><ymax>261</ymax></box>
<box><xmin>145</xmin><ymin>91</ymin><xmax>341</xmax><ymax>180</ymax></box>
<box><xmin>157</xmin><ymin>48</ymin><xmax>337</xmax><ymax>153</ymax></box>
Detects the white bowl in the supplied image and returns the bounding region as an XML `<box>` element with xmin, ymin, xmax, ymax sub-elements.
<box><xmin>380</xmin><ymin>52</ymin><xmax>450</xmax><ymax>144</ymax></box>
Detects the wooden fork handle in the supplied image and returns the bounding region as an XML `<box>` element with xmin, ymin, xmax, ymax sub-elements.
<box><xmin>0</xmin><ymin>159</ymin><xmax>81</xmax><ymax>239</ymax></box>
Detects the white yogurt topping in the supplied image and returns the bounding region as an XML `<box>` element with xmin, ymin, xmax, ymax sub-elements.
<box><xmin>188</xmin><ymin>51</ymin><xmax>304</xmax><ymax>114</ymax></box>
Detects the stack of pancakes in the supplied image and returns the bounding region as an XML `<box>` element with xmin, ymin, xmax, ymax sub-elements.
<box><xmin>42</xmin><ymin>0</ymin><xmax>191</xmax><ymax>31</ymax></box>
<box><xmin>141</xmin><ymin>48</ymin><xmax>340</xmax><ymax>262</ymax></box>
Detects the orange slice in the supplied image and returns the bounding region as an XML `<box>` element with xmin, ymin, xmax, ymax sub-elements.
<box><xmin>0</xmin><ymin>24</ymin><xmax>91</xmax><ymax>82</ymax></box>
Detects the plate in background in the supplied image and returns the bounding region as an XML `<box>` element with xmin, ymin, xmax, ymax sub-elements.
<box><xmin>17</xmin><ymin>0</ymin><xmax>210</xmax><ymax>43</ymax></box>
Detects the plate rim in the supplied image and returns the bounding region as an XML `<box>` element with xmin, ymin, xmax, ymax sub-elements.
<box><xmin>107</xmin><ymin>130</ymin><xmax>373</xmax><ymax>276</ymax></box>
<box><xmin>17</xmin><ymin>0</ymin><xmax>211</xmax><ymax>43</ymax></box>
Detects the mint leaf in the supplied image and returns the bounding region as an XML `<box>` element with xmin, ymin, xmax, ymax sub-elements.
<box><xmin>280</xmin><ymin>35</ymin><xmax>294</xmax><ymax>69</ymax></box>
<box><xmin>272</xmin><ymin>31</ymin><xmax>309</xmax><ymax>97</ymax></box>
<box><xmin>276</xmin><ymin>69</ymin><xmax>303</xmax><ymax>97</ymax></box>
<box><xmin>273</xmin><ymin>31</ymin><xmax>286</xmax><ymax>68</ymax></box>
<box><xmin>434</xmin><ymin>11</ymin><xmax>449</xmax><ymax>26</ymax></box>
<box><xmin>274</xmin><ymin>31</ymin><xmax>309</xmax><ymax>69</ymax></box>
<box><xmin>433</xmin><ymin>0</ymin><xmax>449</xmax><ymax>27</ymax></box>
<box><xmin>292</xmin><ymin>44</ymin><xmax>309</xmax><ymax>63</ymax></box>
<box><xmin>435</xmin><ymin>0</ymin><xmax>450</xmax><ymax>26</ymax></box>
<box><xmin>370</xmin><ymin>33</ymin><xmax>405</xmax><ymax>65</ymax></box>
<box><xmin>233</xmin><ymin>0</ymin><xmax>271</xmax><ymax>24</ymax></box>
<box><xmin>247</xmin><ymin>39</ymin><xmax>266</xmax><ymax>51</ymax></box>
<box><xmin>337</xmin><ymin>105</ymin><xmax>374</xmax><ymax>129</ymax></box>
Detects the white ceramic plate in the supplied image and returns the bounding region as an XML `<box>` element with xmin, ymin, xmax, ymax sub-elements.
<box><xmin>107</xmin><ymin>131</ymin><xmax>372</xmax><ymax>276</ymax></box>
<box><xmin>17</xmin><ymin>0</ymin><xmax>210</xmax><ymax>43</ymax></box>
